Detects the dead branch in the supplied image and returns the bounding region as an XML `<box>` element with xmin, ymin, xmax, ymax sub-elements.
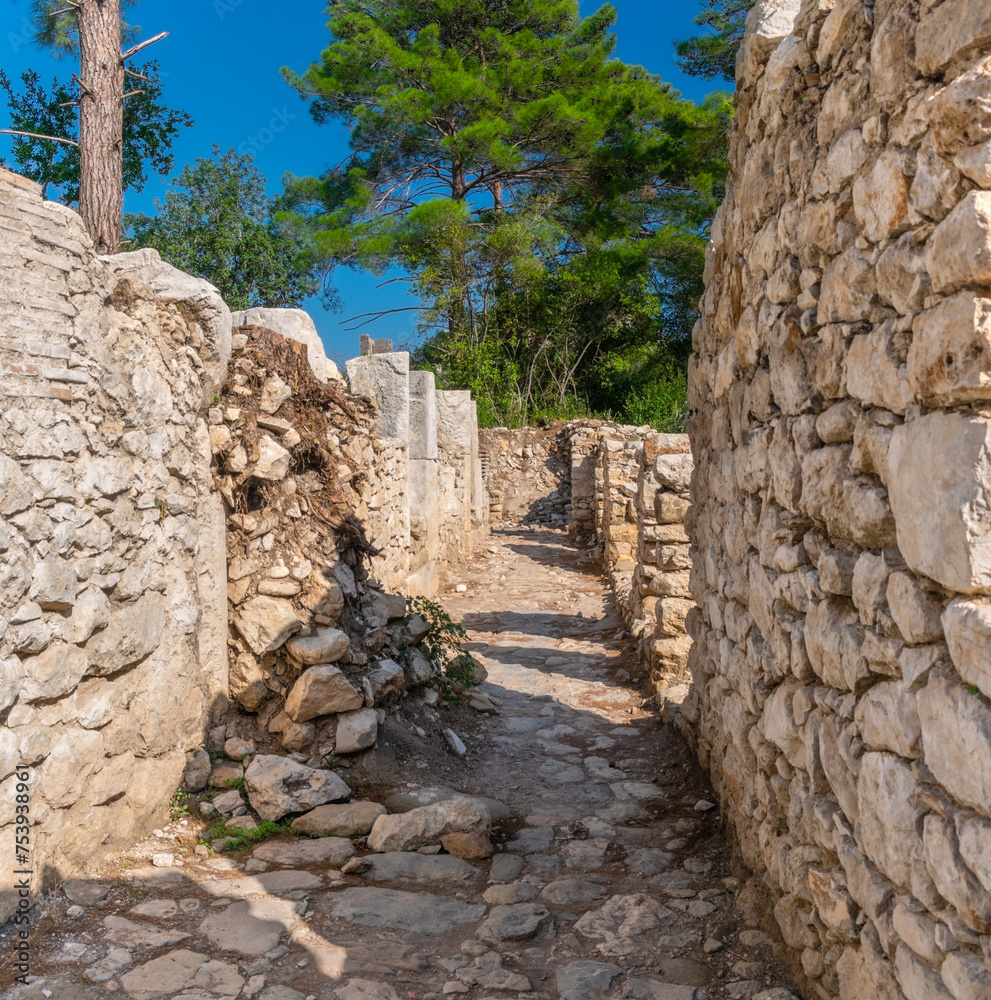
<box><xmin>0</xmin><ymin>129</ymin><xmax>79</xmax><ymax>147</ymax></box>
<box><xmin>121</xmin><ymin>31</ymin><xmax>169</xmax><ymax>61</ymax></box>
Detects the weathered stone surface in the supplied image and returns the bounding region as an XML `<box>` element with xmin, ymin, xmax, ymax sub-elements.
<box><xmin>329</xmin><ymin>887</ymin><xmax>486</xmax><ymax>934</ymax></box>
<box><xmin>476</xmin><ymin>903</ymin><xmax>553</xmax><ymax>944</ymax></box>
<box><xmin>916</xmin><ymin>0</ymin><xmax>991</xmax><ymax>78</ymax></box>
<box><xmin>943</xmin><ymin>598</ymin><xmax>991</xmax><ymax>698</ymax></box>
<box><xmin>368</xmin><ymin>798</ymin><xmax>490</xmax><ymax>853</ymax></box>
<box><xmin>285</xmin><ymin>665</ymin><xmax>363</xmax><ymax>722</ymax></box>
<box><xmin>285</xmin><ymin>628</ymin><xmax>351</xmax><ymax>665</ymax></box>
<box><xmin>198</xmin><ymin>899</ymin><xmax>301</xmax><ymax>956</ymax></box>
<box><xmin>363</xmin><ymin>852</ymin><xmax>480</xmax><ymax>883</ymax></box>
<box><xmin>253</xmin><ymin>837</ymin><xmax>354</xmax><ymax>868</ymax></box>
<box><xmin>441</xmin><ymin>831</ymin><xmax>493</xmax><ymax>859</ymax></box>
<box><xmin>555</xmin><ymin>960</ymin><xmax>623</xmax><ymax>1000</ymax></box>
<box><xmin>336</xmin><ymin>707</ymin><xmax>379</xmax><ymax>753</ymax></box>
<box><xmin>575</xmin><ymin>894</ymin><xmax>680</xmax><ymax>956</ymax></box>
<box><xmin>244</xmin><ymin>755</ymin><xmax>351</xmax><ymax>821</ymax></box>
<box><xmin>927</xmin><ymin>191</ymin><xmax>991</xmax><ymax>294</ymax></box>
<box><xmin>888</xmin><ymin>414</ymin><xmax>991</xmax><ymax>594</ymax></box>
<box><xmin>234</xmin><ymin>596</ymin><xmax>303</xmax><ymax>655</ymax></box>
<box><xmin>919</xmin><ymin>668</ymin><xmax>991</xmax><ymax>817</ymax></box>
<box><xmin>909</xmin><ymin>294</ymin><xmax>991</xmax><ymax>405</ymax></box>
<box><xmin>290</xmin><ymin>801</ymin><xmax>386</xmax><ymax>838</ymax></box>
<box><xmin>20</xmin><ymin>643</ymin><xmax>88</xmax><ymax>703</ymax></box>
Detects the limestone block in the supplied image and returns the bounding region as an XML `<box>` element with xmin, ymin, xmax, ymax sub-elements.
<box><xmin>887</xmin><ymin>573</ymin><xmax>944</xmax><ymax>645</ymax></box>
<box><xmin>436</xmin><ymin>389</ymin><xmax>472</xmax><ymax>457</ymax></box>
<box><xmin>655</xmin><ymin>493</ymin><xmax>690</xmax><ymax>525</ymax></box>
<box><xmin>887</xmin><ymin>413</ymin><xmax>991</xmax><ymax>594</ymax></box>
<box><xmin>911</xmin><ymin>133</ymin><xmax>968</xmax><ymax>223</ymax></box>
<box><xmin>85</xmin><ymin>592</ymin><xmax>166</xmax><ymax>676</ymax></box>
<box><xmin>285</xmin><ymin>665</ymin><xmax>363</xmax><ymax>722</ymax></box>
<box><xmin>347</xmin><ymin>353</ymin><xmax>411</xmax><ymax>441</ymax></box>
<box><xmin>807</xmin><ymin>868</ymin><xmax>859</xmax><ymax>942</ymax></box>
<box><xmin>29</xmin><ymin>553</ymin><xmax>77</xmax><ymax>610</ymax></box>
<box><xmin>955</xmin><ymin>140</ymin><xmax>991</xmax><ymax>187</ymax></box>
<box><xmin>656</xmin><ymin>597</ymin><xmax>694</xmax><ymax>637</ymax></box>
<box><xmin>801</xmin><ymin>446</ymin><xmax>897</xmax><ymax>549</ymax></box>
<box><xmin>244</xmin><ymin>754</ymin><xmax>351</xmax><ymax>822</ymax></box>
<box><xmin>233</xmin><ymin>596</ymin><xmax>302</xmax><ymax>655</ymax></box>
<box><xmin>409</xmin><ymin>370</ymin><xmax>438</xmax><ymax>461</ymax></box>
<box><xmin>20</xmin><ymin>643</ymin><xmax>89</xmax><ymax>703</ymax></box>
<box><xmin>0</xmin><ymin>455</ymin><xmax>34</xmax><ymax>515</ymax></box>
<box><xmin>654</xmin><ymin>454</ymin><xmax>693</xmax><ymax>493</ymax></box>
<box><xmin>252</xmin><ymin>435</ymin><xmax>291</xmax><ymax>480</ymax></box>
<box><xmin>368</xmin><ymin>798</ymin><xmax>490</xmax><ymax>853</ymax></box>
<box><xmin>852</xmin><ymin>150</ymin><xmax>912</xmax><ymax>242</ymax></box>
<box><xmin>231</xmin><ymin>307</ymin><xmax>329</xmax><ymax>383</ymax></box>
<box><xmin>895</xmin><ymin>944</ymin><xmax>953</xmax><ymax>1000</ymax></box>
<box><xmin>736</xmin><ymin>0</ymin><xmax>801</xmax><ymax>87</ymax></box>
<box><xmin>846</xmin><ymin>323</ymin><xmax>914</xmax><ymax>414</ymax></box>
<box><xmin>817</xmin><ymin>245</ymin><xmax>876</xmax><ymax>325</ymax></box>
<box><xmin>855</xmin><ymin>752</ymin><xmax>924</xmax><ymax>889</ymax></box>
<box><xmin>956</xmin><ymin>814</ymin><xmax>991</xmax><ymax>894</ymax></box>
<box><xmin>805</xmin><ymin>598</ymin><xmax>868</xmax><ymax>692</ymax></box>
<box><xmin>336</xmin><ymin>707</ymin><xmax>378</xmax><ymax>753</ymax></box>
<box><xmin>926</xmin><ymin>191</ymin><xmax>991</xmax><ymax>294</ymax></box>
<box><xmin>230</xmin><ymin>653</ymin><xmax>269</xmax><ymax>712</ymax></box>
<box><xmin>285</xmin><ymin>628</ymin><xmax>350</xmax><ymax>665</ymax></box>
<box><xmin>915</xmin><ymin>0</ymin><xmax>991</xmax><ymax>78</ymax></box>
<box><xmin>943</xmin><ymin>598</ymin><xmax>991</xmax><ymax>699</ymax></box>
<box><xmin>918</xmin><ymin>666</ymin><xmax>991</xmax><ymax>816</ymax></box>
<box><xmin>909</xmin><ymin>293</ymin><xmax>991</xmax><ymax>405</ymax></box>
<box><xmin>941</xmin><ymin>951</ymin><xmax>991</xmax><ymax>1000</ymax></box>
<box><xmin>923</xmin><ymin>814</ymin><xmax>991</xmax><ymax>933</ymax></box>
<box><xmin>854</xmin><ymin>678</ymin><xmax>922</xmax><ymax>758</ymax></box>
<box><xmin>875</xmin><ymin>232</ymin><xmax>930</xmax><ymax>314</ymax></box>
<box><xmin>366</xmin><ymin>659</ymin><xmax>405</xmax><ymax>701</ymax></box>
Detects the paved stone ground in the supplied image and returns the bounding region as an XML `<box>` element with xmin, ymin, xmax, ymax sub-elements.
<box><xmin>0</xmin><ymin>527</ymin><xmax>797</xmax><ymax>1000</ymax></box>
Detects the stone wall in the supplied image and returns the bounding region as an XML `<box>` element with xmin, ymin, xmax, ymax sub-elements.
<box><xmin>0</xmin><ymin>166</ymin><xmax>491</xmax><ymax>915</ymax></box>
<box><xmin>0</xmin><ymin>169</ymin><xmax>230</xmax><ymax>914</ymax></box>
<box><xmin>478</xmin><ymin>421</ymin><xmax>696</xmax><ymax>697</ymax></box>
<box><xmin>688</xmin><ymin>1</ymin><xmax>991</xmax><ymax>997</ymax></box>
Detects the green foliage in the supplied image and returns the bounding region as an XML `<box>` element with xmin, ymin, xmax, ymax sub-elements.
<box><xmin>127</xmin><ymin>147</ymin><xmax>318</xmax><ymax>311</ymax></box>
<box><xmin>28</xmin><ymin>0</ymin><xmax>142</xmax><ymax>56</ymax></box>
<box><xmin>281</xmin><ymin>0</ymin><xmax>731</xmax><ymax>427</ymax></box>
<box><xmin>0</xmin><ymin>61</ymin><xmax>192</xmax><ymax>203</ymax></box>
<box><xmin>201</xmin><ymin>818</ymin><xmax>295</xmax><ymax>852</ymax></box>
<box><xmin>407</xmin><ymin>596</ymin><xmax>478</xmax><ymax>698</ymax></box>
<box><xmin>169</xmin><ymin>790</ymin><xmax>190</xmax><ymax>821</ymax></box>
<box><xmin>675</xmin><ymin>0</ymin><xmax>757</xmax><ymax>82</ymax></box>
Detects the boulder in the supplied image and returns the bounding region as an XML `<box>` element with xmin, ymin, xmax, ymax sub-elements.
<box><xmin>285</xmin><ymin>666</ymin><xmax>363</xmax><ymax>722</ymax></box>
<box><xmin>368</xmin><ymin>798</ymin><xmax>491</xmax><ymax>853</ymax></box>
<box><xmin>252</xmin><ymin>435</ymin><xmax>291</xmax><ymax>480</ymax></box>
<box><xmin>285</xmin><ymin>628</ymin><xmax>350</xmax><ymax>665</ymax></box>
<box><xmin>233</xmin><ymin>597</ymin><xmax>302</xmax><ymax>655</ymax></box>
<box><xmin>336</xmin><ymin>708</ymin><xmax>379</xmax><ymax>753</ymax></box>
<box><xmin>366</xmin><ymin>659</ymin><xmax>405</xmax><ymax>701</ymax></box>
<box><xmin>183</xmin><ymin>749</ymin><xmax>211</xmax><ymax>792</ymax></box>
<box><xmin>291</xmin><ymin>801</ymin><xmax>386</xmax><ymax>838</ymax></box>
<box><xmin>244</xmin><ymin>755</ymin><xmax>351</xmax><ymax>821</ymax></box>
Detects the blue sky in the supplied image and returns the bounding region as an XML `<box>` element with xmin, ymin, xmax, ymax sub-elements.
<box><xmin>0</xmin><ymin>1</ymin><xmax>721</xmax><ymax>362</ymax></box>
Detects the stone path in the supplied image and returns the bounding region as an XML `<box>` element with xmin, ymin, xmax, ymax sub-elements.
<box><xmin>0</xmin><ymin>527</ymin><xmax>797</xmax><ymax>1000</ymax></box>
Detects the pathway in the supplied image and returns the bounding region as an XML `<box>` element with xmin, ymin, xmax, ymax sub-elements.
<box><xmin>0</xmin><ymin>527</ymin><xmax>796</xmax><ymax>1000</ymax></box>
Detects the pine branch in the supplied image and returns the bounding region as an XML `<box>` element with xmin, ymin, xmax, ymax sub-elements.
<box><xmin>121</xmin><ymin>31</ymin><xmax>169</xmax><ymax>61</ymax></box>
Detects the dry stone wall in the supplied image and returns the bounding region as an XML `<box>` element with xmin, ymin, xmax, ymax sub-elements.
<box><xmin>479</xmin><ymin>421</ymin><xmax>696</xmax><ymax>696</ymax></box>
<box><xmin>0</xmin><ymin>169</ymin><xmax>230</xmax><ymax>915</ymax></box>
<box><xmin>688</xmin><ymin>1</ymin><xmax>991</xmax><ymax>997</ymax></box>
<box><xmin>0</xmin><ymin>165</ymin><xmax>490</xmax><ymax>915</ymax></box>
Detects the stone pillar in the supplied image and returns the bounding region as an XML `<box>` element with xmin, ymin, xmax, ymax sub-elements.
<box><xmin>345</xmin><ymin>351</ymin><xmax>410</xmax><ymax>441</ymax></box>
<box><xmin>408</xmin><ymin>370</ymin><xmax>439</xmax><ymax>594</ymax></box>
<box><xmin>436</xmin><ymin>390</ymin><xmax>473</xmax><ymax>554</ymax></box>
<box><xmin>469</xmin><ymin>400</ymin><xmax>485</xmax><ymax>528</ymax></box>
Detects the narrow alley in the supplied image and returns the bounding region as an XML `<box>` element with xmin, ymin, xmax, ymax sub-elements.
<box><xmin>2</xmin><ymin>526</ymin><xmax>795</xmax><ymax>1000</ymax></box>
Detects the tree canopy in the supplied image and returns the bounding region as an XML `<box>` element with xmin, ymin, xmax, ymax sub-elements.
<box><xmin>127</xmin><ymin>147</ymin><xmax>318</xmax><ymax>311</ymax></box>
<box><xmin>280</xmin><ymin>0</ymin><xmax>730</xmax><ymax>427</ymax></box>
<box><xmin>0</xmin><ymin>61</ymin><xmax>192</xmax><ymax>203</ymax></box>
<box><xmin>675</xmin><ymin>0</ymin><xmax>756</xmax><ymax>82</ymax></box>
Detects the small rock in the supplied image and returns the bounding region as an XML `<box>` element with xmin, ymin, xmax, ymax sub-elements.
<box><xmin>703</xmin><ymin>938</ymin><xmax>723</xmax><ymax>953</ymax></box>
<box><xmin>184</xmin><ymin>749</ymin><xmax>211</xmax><ymax>792</ymax></box>
<box><xmin>151</xmin><ymin>854</ymin><xmax>174</xmax><ymax>868</ymax></box>
<box><xmin>225</xmin><ymin>737</ymin><xmax>256</xmax><ymax>760</ymax></box>
<box><xmin>476</xmin><ymin>903</ymin><xmax>553</xmax><ymax>944</ymax></box>
<box><xmin>442</xmin><ymin>832</ymin><xmax>494</xmax><ymax>859</ymax></box>
<box><xmin>67</xmin><ymin>905</ymin><xmax>85</xmax><ymax>920</ymax></box>
<box><xmin>336</xmin><ymin>708</ymin><xmax>379</xmax><ymax>753</ymax></box>
<box><xmin>694</xmin><ymin>799</ymin><xmax>716</xmax><ymax>812</ymax></box>
<box><xmin>444</xmin><ymin>729</ymin><xmax>467</xmax><ymax>756</ymax></box>
<box><xmin>490</xmin><ymin>854</ymin><xmax>525</xmax><ymax>882</ymax></box>
<box><xmin>483</xmin><ymin>882</ymin><xmax>538</xmax><ymax>905</ymax></box>
<box><xmin>341</xmin><ymin>857</ymin><xmax>372</xmax><ymax>875</ymax></box>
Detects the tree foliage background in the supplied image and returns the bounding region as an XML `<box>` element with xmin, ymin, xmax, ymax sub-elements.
<box><xmin>281</xmin><ymin>0</ymin><xmax>735</xmax><ymax>429</ymax></box>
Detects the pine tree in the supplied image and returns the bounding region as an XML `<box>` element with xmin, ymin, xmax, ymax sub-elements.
<box><xmin>675</xmin><ymin>0</ymin><xmax>757</xmax><ymax>83</ymax></box>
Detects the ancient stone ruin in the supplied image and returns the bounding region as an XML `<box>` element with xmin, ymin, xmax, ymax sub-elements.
<box><xmin>5</xmin><ymin>0</ymin><xmax>991</xmax><ymax>997</ymax></box>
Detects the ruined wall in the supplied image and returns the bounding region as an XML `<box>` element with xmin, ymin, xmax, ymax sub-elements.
<box><xmin>688</xmin><ymin>1</ymin><xmax>991</xmax><ymax>997</ymax></box>
<box><xmin>478</xmin><ymin>421</ymin><xmax>696</xmax><ymax>697</ymax></box>
<box><xmin>0</xmin><ymin>169</ymin><xmax>230</xmax><ymax>910</ymax></box>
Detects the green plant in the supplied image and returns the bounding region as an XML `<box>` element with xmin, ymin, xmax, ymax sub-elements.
<box><xmin>406</xmin><ymin>596</ymin><xmax>479</xmax><ymax>701</ymax></box>
<box><xmin>153</xmin><ymin>495</ymin><xmax>169</xmax><ymax>522</ymax></box>
<box><xmin>212</xmin><ymin>393</ymin><xmax>221</xmax><ymax>405</ymax></box>
<box><xmin>169</xmin><ymin>789</ymin><xmax>190</xmax><ymax>821</ymax></box>
<box><xmin>965</xmin><ymin>684</ymin><xmax>980</xmax><ymax>695</ymax></box>
<box><xmin>322</xmin><ymin>753</ymin><xmax>341</xmax><ymax>770</ymax></box>
<box><xmin>200</xmin><ymin>818</ymin><xmax>294</xmax><ymax>852</ymax></box>
<box><xmin>224</xmin><ymin>777</ymin><xmax>246</xmax><ymax>792</ymax></box>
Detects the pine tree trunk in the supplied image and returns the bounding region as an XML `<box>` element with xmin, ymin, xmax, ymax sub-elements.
<box><xmin>77</xmin><ymin>0</ymin><xmax>123</xmax><ymax>255</ymax></box>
